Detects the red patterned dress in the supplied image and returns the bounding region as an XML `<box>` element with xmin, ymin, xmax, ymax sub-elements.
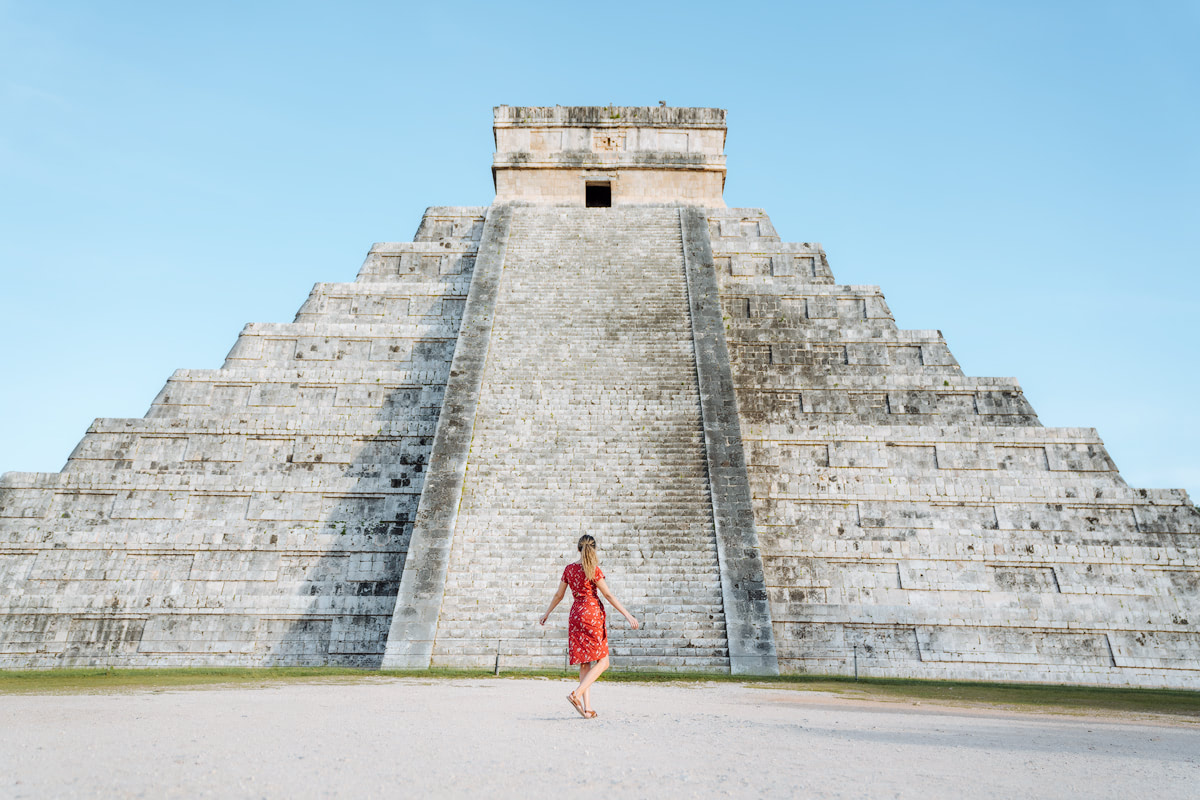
<box><xmin>563</xmin><ymin>562</ymin><xmax>608</xmax><ymax>664</ymax></box>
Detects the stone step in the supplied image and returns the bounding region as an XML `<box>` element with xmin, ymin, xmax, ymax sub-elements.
<box><xmin>411</xmin><ymin>206</ymin><xmax>488</xmax><ymax>243</ymax></box>
<box><xmin>294</xmin><ymin>282</ymin><xmax>469</xmax><ymax>325</ymax></box>
<box><xmin>355</xmin><ymin>239</ymin><xmax>478</xmax><ymax>282</ymax></box>
<box><xmin>222</xmin><ymin>323</ymin><xmax>459</xmax><ymax>369</ymax></box>
<box><xmin>146</xmin><ymin>373</ymin><xmax>448</xmax><ymax>418</ymax></box>
<box><xmin>77</xmin><ymin>418</ymin><xmax>438</xmax><ymax>437</ymax></box>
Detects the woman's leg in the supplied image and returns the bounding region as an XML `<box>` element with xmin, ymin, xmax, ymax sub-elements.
<box><xmin>577</xmin><ymin>655</ymin><xmax>609</xmax><ymax>698</ymax></box>
<box><xmin>577</xmin><ymin>662</ymin><xmax>591</xmax><ymax>710</ymax></box>
<box><xmin>576</xmin><ymin>660</ymin><xmax>598</xmax><ymax>713</ymax></box>
<box><xmin>574</xmin><ymin>661</ymin><xmax>592</xmax><ymax>699</ymax></box>
<box><xmin>568</xmin><ymin>664</ymin><xmax>589</xmax><ymax>715</ymax></box>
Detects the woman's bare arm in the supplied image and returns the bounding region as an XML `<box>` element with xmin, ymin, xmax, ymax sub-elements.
<box><xmin>595</xmin><ymin>578</ymin><xmax>640</xmax><ymax>629</ymax></box>
<box><xmin>539</xmin><ymin>581</ymin><xmax>568</xmax><ymax>626</ymax></box>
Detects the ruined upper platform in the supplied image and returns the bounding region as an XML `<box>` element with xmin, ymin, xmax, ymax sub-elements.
<box><xmin>492</xmin><ymin>105</ymin><xmax>727</xmax><ymax>207</ymax></box>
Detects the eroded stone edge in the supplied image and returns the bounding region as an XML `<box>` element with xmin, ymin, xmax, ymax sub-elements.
<box><xmin>381</xmin><ymin>204</ymin><xmax>513</xmax><ymax>669</ymax></box>
<box><xmin>679</xmin><ymin>206</ymin><xmax>780</xmax><ymax>676</ymax></box>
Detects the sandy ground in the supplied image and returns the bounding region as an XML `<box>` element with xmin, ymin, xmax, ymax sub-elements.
<box><xmin>1</xmin><ymin>678</ymin><xmax>1197</xmax><ymax>799</ymax></box>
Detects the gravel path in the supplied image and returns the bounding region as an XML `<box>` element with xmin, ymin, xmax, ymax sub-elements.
<box><xmin>2</xmin><ymin>678</ymin><xmax>1196</xmax><ymax>799</ymax></box>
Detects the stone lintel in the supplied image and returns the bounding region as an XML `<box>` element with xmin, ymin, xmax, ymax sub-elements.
<box><xmin>494</xmin><ymin>106</ymin><xmax>726</xmax><ymax>128</ymax></box>
<box><xmin>680</xmin><ymin>207</ymin><xmax>780</xmax><ymax>676</ymax></box>
<box><xmin>381</xmin><ymin>205</ymin><xmax>513</xmax><ymax>669</ymax></box>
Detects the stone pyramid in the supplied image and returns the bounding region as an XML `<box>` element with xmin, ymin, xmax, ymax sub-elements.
<box><xmin>2</xmin><ymin>106</ymin><xmax>1197</xmax><ymax>687</ymax></box>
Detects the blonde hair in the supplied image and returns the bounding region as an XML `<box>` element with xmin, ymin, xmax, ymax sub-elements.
<box><xmin>578</xmin><ymin>535</ymin><xmax>599</xmax><ymax>582</ymax></box>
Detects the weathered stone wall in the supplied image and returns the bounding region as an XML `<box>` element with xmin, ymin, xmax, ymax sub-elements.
<box><xmin>711</xmin><ymin>207</ymin><xmax>1200</xmax><ymax>688</ymax></box>
<box><xmin>0</xmin><ymin>207</ymin><xmax>484</xmax><ymax>668</ymax></box>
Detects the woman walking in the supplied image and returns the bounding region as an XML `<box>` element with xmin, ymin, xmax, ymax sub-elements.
<box><xmin>539</xmin><ymin>534</ymin><xmax>639</xmax><ymax>718</ymax></box>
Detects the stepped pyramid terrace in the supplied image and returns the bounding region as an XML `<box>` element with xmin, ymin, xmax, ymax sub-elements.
<box><xmin>1</xmin><ymin>106</ymin><xmax>1197</xmax><ymax>687</ymax></box>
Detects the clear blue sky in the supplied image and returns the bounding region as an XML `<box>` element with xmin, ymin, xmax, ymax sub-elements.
<box><xmin>2</xmin><ymin>1</ymin><xmax>1197</xmax><ymax>498</ymax></box>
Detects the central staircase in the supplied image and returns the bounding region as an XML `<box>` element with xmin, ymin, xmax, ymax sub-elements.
<box><xmin>430</xmin><ymin>207</ymin><xmax>730</xmax><ymax>670</ymax></box>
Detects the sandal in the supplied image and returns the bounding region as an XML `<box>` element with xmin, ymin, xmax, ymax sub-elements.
<box><xmin>584</xmin><ymin>710</ymin><xmax>598</xmax><ymax>719</ymax></box>
<box><xmin>567</xmin><ymin>692</ymin><xmax>587</xmax><ymax>718</ymax></box>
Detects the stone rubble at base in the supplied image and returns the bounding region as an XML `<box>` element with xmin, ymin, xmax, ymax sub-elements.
<box><xmin>1</xmin><ymin>106</ymin><xmax>1197</xmax><ymax>687</ymax></box>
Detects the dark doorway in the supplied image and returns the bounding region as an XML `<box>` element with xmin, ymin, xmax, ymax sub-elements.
<box><xmin>585</xmin><ymin>182</ymin><xmax>612</xmax><ymax>207</ymax></box>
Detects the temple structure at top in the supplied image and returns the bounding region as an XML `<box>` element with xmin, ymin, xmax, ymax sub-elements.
<box><xmin>492</xmin><ymin>105</ymin><xmax>727</xmax><ymax>206</ymax></box>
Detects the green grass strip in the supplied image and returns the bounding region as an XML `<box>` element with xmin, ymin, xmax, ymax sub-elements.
<box><xmin>0</xmin><ymin>666</ymin><xmax>478</xmax><ymax>693</ymax></box>
<box><xmin>1</xmin><ymin>666</ymin><xmax>1197</xmax><ymax>719</ymax></box>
